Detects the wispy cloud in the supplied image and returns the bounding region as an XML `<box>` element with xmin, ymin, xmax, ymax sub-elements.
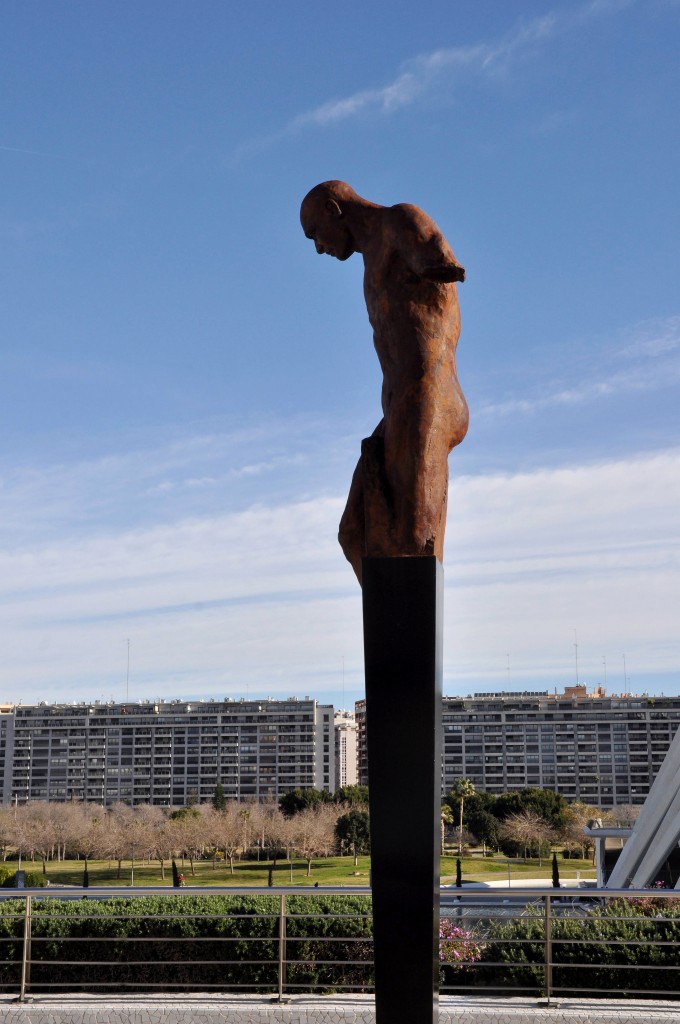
<box><xmin>234</xmin><ymin>0</ymin><xmax>637</xmax><ymax>159</ymax></box>
<box><xmin>479</xmin><ymin>315</ymin><xmax>680</xmax><ymax>418</ymax></box>
<box><xmin>0</xmin><ymin>144</ymin><xmax>56</xmax><ymax>158</ymax></box>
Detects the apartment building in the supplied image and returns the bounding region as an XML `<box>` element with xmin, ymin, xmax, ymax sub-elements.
<box><xmin>0</xmin><ymin>697</ymin><xmax>335</xmax><ymax>806</ymax></box>
<box><xmin>357</xmin><ymin>686</ymin><xmax>680</xmax><ymax>807</ymax></box>
<box><xmin>334</xmin><ymin>709</ymin><xmax>358</xmax><ymax>789</ymax></box>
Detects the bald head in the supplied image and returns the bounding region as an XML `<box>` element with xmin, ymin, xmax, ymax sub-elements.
<box><xmin>300</xmin><ymin>180</ymin><xmax>366</xmax><ymax>261</ymax></box>
<box><xmin>301</xmin><ymin>180</ymin><xmax>360</xmax><ymax>212</ymax></box>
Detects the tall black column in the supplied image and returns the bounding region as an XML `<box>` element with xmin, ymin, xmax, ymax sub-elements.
<box><xmin>362</xmin><ymin>556</ymin><xmax>442</xmax><ymax>1024</ymax></box>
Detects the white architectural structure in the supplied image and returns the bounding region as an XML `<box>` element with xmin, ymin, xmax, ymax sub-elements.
<box><xmin>605</xmin><ymin>724</ymin><xmax>680</xmax><ymax>888</ymax></box>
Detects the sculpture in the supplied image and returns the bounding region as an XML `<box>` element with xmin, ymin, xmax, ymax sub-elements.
<box><xmin>300</xmin><ymin>181</ymin><xmax>468</xmax><ymax>584</ymax></box>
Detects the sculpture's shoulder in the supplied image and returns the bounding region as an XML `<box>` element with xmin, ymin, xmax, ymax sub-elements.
<box><xmin>388</xmin><ymin>202</ymin><xmax>441</xmax><ymax>238</ymax></box>
<box><xmin>386</xmin><ymin>203</ymin><xmax>455</xmax><ymax>273</ymax></box>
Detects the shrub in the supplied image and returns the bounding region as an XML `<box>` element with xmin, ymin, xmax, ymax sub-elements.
<box><xmin>0</xmin><ymin>893</ymin><xmax>373</xmax><ymax>995</ymax></box>
<box><xmin>467</xmin><ymin>897</ymin><xmax>680</xmax><ymax>997</ymax></box>
<box><xmin>439</xmin><ymin>919</ymin><xmax>484</xmax><ymax>986</ymax></box>
<box><xmin>1</xmin><ymin>871</ymin><xmax>47</xmax><ymax>888</ymax></box>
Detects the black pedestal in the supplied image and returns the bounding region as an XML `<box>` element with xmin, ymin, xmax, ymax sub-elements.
<box><xmin>362</xmin><ymin>556</ymin><xmax>442</xmax><ymax>1024</ymax></box>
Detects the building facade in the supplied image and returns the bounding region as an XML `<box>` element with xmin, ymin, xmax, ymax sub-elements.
<box><xmin>334</xmin><ymin>710</ymin><xmax>358</xmax><ymax>789</ymax></box>
<box><xmin>357</xmin><ymin>686</ymin><xmax>680</xmax><ymax>807</ymax></box>
<box><xmin>0</xmin><ymin>697</ymin><xmax>335</xmax><ymax>806</ymax></box>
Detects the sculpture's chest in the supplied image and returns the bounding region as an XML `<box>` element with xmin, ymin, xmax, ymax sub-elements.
<box><xmin>363</xmin><ymin>250</ymin><xmax>418</xmax><ymax>331</ymax></box>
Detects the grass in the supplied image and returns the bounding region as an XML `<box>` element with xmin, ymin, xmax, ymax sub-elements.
<box><xmin>441</xmin><ymin>854</ymin><xmax>595</xmax><ymax>883</ymax></box>
<box><xmin>21</xmin><ymin>855</ymin><xmax>373</xmax><ymax>888</ymax></box>
<box><xmin>13</xmin><ymin>852</ymin><xmax>595</xmax><ymax>888</ymax></box>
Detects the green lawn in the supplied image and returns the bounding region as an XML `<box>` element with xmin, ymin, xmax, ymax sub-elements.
<box><xmin>29</xmin><ymin>855</ymin><xmax>373</xmax><ymax>888</ymax></box>
<box><xmin>20</xmin><ymin>852</ymin><xmax>595</xmax><ymax>888</ymax></box>
<box><xmin>441</xmin><ymin>853</ymin><xmax>595</xmax><ymax>883</ymax></box>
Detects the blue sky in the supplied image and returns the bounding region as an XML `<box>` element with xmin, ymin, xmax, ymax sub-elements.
<box><xmin>2</xmin><ymin>0</ymin><xmax>679</xmax><ymax>709</ymax></box>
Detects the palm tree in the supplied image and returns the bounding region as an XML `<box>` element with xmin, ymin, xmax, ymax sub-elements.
<box><xmin>449</xmin><ymin>778</ymin><xmax>476</xmax><ymax>856</ymax></box>
<box><xmin>440</xmin><ymin>804</ymin><xmax>454</xmax><ymax>855</ymax></box>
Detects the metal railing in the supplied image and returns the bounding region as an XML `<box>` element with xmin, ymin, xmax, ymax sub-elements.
<box><xmin>0</xmin><ymin>885</ymin><xmax>679</xmax><ymax>1004</ymax></box>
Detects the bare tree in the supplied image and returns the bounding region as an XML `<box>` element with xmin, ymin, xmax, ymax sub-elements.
<box><xmin>135</xmin><ymin>805</ymin><xmax>172</xmax><ymax>879</ymax></box>
<box><xmin>52</xmin><ymin>802</ymin><xmax>88</xmax><ymax>862</ymax></box>
<box><xmin>500</xmin><ymin>810</ymin><xmax>556</xmax><ymax>865</ymax></box>
<box><xmin>171</xmin><ymin>809</ymin><xmax>204</xmax><ymax>876</ymax></box>
<box><xmin>104</xmin><ymin>803</ymin><xmax>156</xmax><ymax>879</ymax></box>
<box><xmin>0</xmin><ymin>807</ymin><xmax>17</xmax><ymax>861</ymax></box>
<box><xmin>69</xmin><ymin>803</ymin><xmax>108</xmax><ymax>872</ymax></box>
<box><xmin>18</xmin><ymin>802</ymin><xmax>58</xmax><ymax>875</ymax></box>
<box><xmin>559</xmin><ymin>801</ymin><xmax>598</xmax><ymax>859</ymax></box>
<box><xmin>204</xmin><ymin>804</ymin><xmax>242</xmax><ymax>874</ymax></box>
<box><xmin>607</xmin><ymin>803</ymin><xmax>641</xmax><ymax>828</ymax></box>
<box><xmin>292</xmin><ymin>804</ymin><xmax>340</xmax><ymax>877</ymax></box>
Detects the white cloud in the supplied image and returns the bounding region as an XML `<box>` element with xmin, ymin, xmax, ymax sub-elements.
<box><xmin>444</xmin><ymin>451</ymin><xmax>680</xmax><ymax>687</ymax></box>
<box><xmin>234</xmin><ymin>0</ymin><xmax>638</xmax><ymax>159</ymax></box>
<box><xmin>0</xmin><ymin>446</ymin><xmax>677</xmax><ymax>704</ymax></box>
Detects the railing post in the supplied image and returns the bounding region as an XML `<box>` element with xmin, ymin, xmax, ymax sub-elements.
<box><xmin>19</xmin><ymin>894</ymin><xmax>32</xmax><ymax>1003</ymax></box>
<box><xmin>277</xmin><ymin>893</ymin><xmax>286</xmax><ymax>1003</ymax></box>
<box><xmin>544</xmin><ymin>892</ymin><xmax>552</xmax><ymax>1006</ymax></box>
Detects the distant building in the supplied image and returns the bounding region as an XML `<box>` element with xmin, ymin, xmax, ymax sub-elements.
<box><xmin>334</xmin><ymin>709</ymin><xmax>358</xmax><ymax>789</ymax></box>
<box><xmin>355</xmin><ymin>699</ymin><xmax>368</xmax><ymax>788</ymax></box>
<box><xmin>357</xmin><ymin>686</ymin><xmax>680</xmax><ymax>806</ymax></box>
<box><xmin>1</xmin><ymin>697</ymin><xmax>335</xmax><ymax>806</ymax></box>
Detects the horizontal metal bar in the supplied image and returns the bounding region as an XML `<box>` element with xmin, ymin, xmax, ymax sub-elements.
<box><xmin>29</xmin><ymin>936</ymin><xmax>278</xmax><ymax>943</ymax></box>
<box><xmin>25</xmin><ymin>982</ymin><xmax>279</xmax><ymax>989</ymax></box>
<box><xmin>25</xmin><ymin>959</ymin><xmax>277</xmax><ymax>967</ymax></box>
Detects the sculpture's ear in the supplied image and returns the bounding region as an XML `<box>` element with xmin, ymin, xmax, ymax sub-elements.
<box><xmin>325</xmin><ymin>198</ymin><xmax>343</xmax><ymax>218</ymax></box>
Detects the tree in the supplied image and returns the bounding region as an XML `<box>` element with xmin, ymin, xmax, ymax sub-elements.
<box><xmin>292</xmin><ymin>804</ymin><xmax>340</xmax><ymax>876</ymax></box>
<box><xmin>69</xmin><ymin>804</ymin><xmax>107</xmax><ymax>874</ymax></box>
<box><xmin>492</xmin><ymin>788</ymin><xmax>567</xmax><ymax>830</ymax></box>
<box><xmin>559</xmin><ymin>801</ymin><xmax>597</xmax><ymax>860</ymax></box>
<box><xmin>449</xmin><ymin>778</ymin><xmax>476</xmax><ymax>856</ymax></box>
<box><xmin>105</xmin><ymin>803</ymin><xmax>156</xmax><ymax>880</ymax></box>
<box><xmin>211</xmin><ymin>783</ymin><xmax>227</xmax><ymax>811</ymax></box>
<box><xmin>137</xmin><ymin>805</ymin><xmax>173</xmax><ymax>880</ymax></box>
<box><xmin>279</xmin><ymin>788</ymin><xmax>331</xmax><ymax>817</ymax></box>
<box><xmin>334</xmin><ymin>785</ymin><xmax>369</xmax><ymax>806</ymax></box>
<box><xmin>199</xmin><ymin>804</ymin><xmax>237</xmax><ymax>873</ymax></box>
<box><xmin>250</xmin><ymin>801</ymin><xmax>286</xmax><ymax>869</ymax></box>
<box><xmin>335</xmin><ymin>808</ymin><xmax>370</xmax><ymax>865</ymax></box>
<box><xmin>466</xmin><ymin>808</ymin><xmax>501</xmax><ymax>853</ymax></box>
<box><xmin>500</xmin><ymin>809</ymin><xmax>556</xmax><ymax>864</ymax></box>
<box><xmin>15</xmin><ymin>802</ymin><xmax>57</xmax><ymax>874</ymax></box>
<box><xmin>440</xmin><ymin>804</ymin><xmax>454</xmax><ymax>855</ymax></box>
<box><xmin>170</xmin><ymin>809</ymin><xmax>204</xmax><ymax>876</ymax></box>
<box><xmin>0</xmin><ymin>807</ymin><xmax>15</xmax><ymax>861</ymax></box>
<box><xmin>552</xmin><ymin>851</ymin><xmax>561</xmax><ymax>889</ymax></box>
<box><xmin>608</xmin><ymin>803</ymin><xmax>641</xmax><ymax>828</ymax></box>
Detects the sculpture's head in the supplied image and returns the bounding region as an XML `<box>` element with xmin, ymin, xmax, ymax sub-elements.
<box><xmin>300</xmin><ymin>181</ymin><xmax>359</xmax><ymax>261</ymax></box>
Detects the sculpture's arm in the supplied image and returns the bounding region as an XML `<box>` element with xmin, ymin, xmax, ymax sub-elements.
<box><xmin>420</xmin><ymin>263</ymin><xmax>465</xmax><ymax>283</ymax></box>
<box><xmin>391</xmin><ymin>204</ymin><xmax>465</xmax><ymax>283</ymax></box>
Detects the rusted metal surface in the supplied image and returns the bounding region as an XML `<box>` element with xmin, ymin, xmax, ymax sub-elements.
<box><xmin>301</xmin><ymin>181</ymin><xmax>467</xmax><ymax>584</ymax></box>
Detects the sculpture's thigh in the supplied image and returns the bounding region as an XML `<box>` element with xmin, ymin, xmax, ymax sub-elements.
<box><xmin>338</xmin><ymin>457</ymin><xmax>365</xmax><ymax>579</ymax></box>
<box><xmin>383</xmin><ymin>408</ymin><xmax>449</xmax><ymax>554</ymax></box>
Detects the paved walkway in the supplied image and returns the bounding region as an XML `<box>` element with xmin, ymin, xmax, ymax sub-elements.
<box><xmin>2</xmin><ymin>995</ymin><xmax>680</xmax><ymax>1024</ymax></box>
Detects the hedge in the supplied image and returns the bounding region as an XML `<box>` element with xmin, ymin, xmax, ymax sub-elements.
<box><xmin>2</xmin><ymin>892</ymin><xmax>679</xmax><ymax>998</ymax></box>
<box><xmin>0</xmin><ymin>894</ymin><xmax>373</xmax><ymax>994</ymax></box>
<box><xmin>444</xmin><ymin>896</ymin><xmax>680</xmax><ymax>998</ymax></box>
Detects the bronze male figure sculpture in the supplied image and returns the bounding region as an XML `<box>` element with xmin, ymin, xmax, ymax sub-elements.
<box><xmin>300</xmin><ymin>180</ymin><xmax>468</xmax><ymax>584</ymax></box>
